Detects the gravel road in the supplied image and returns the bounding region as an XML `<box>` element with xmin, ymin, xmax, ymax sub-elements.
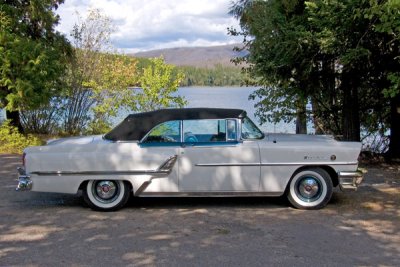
<box><xmin>1</xmin><ymin>154</ymin><xmax>399</xmax><ymax>267</ymax></box>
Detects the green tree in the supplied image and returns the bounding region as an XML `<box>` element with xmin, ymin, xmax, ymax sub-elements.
<box><xmin>87</xmin><ymin>53</ymin><xmax>137</xmax><ymax>134</ymax></box>
<box><xmin>230</xmin><ymin>0</ymin><xmax>400</xmax><ymax>159</ymax></box>
<box><xmin>305</xmin><ymin>0</ymin><xmax>400</xmax><ymax>154</ymax></box>
<box><xmin>56</xmin><ymin>10</ymin><xmax>186</xmax><ymax>134</ymax></box>
<box><xmin>19</xmin><ymin>9</ymin><xmax>187</xmax><ymax>136</ymax></box>
<box><xmin>230</xmin><ymin>0</ymin><xmax>316</xmax><ymax>134</ymax></box>
<box><xmin>0</xmin><ymin>0</ymin><xmax>71</xmax><ymax>132</ymax></box>
<box><xmin>135</xmin><ymin>57</ymin><xmax>246</xmax><ymax>87</ymax></box>
<box><xmin>365</xmin><ymin>0</ymin><xmax>400</xmax><ymax>159</ymax></box>
<box><xmin>135</xmin><ymin>57</ymin><xmax>186</xmax><ymax>112</ymax></box>
<box><xmin>61</xmin><ymin>9</ymin><xmax>138</xmax><ymax>134</ymax></box>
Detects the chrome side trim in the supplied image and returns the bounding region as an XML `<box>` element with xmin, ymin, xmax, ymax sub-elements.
<box><xmin>30</xmin><ymin>155</ymin><xmax>178</xmax><ymax>178</ymax></box>
<box><xmin>134</xmin><ymin>155</ymin><xmax>178</xmax><ymax>196</ymax></box>
<box><xmin>195</xmin><ymin>161</ymin><xmax>358</xmax><ymax>167</ymax></box>
<box><xmin>31</xmin><ymin>170</ymin><xmax>167</xmax><ymax>176</ymax></box>
<box><xmin>185</xmin><ymin>144</ymin><xmax>240</xmax><ymax>148</ymax></box>
<box><xmin>196</xmin><ymin>163</ymin><xmax>260</xmax><ymax>167</ymax></box>
<box><xmin>157</xmin><ymin>155</ymin><xmax>178</xmax><ymax>175</ymax></box>
<box><xmin>135</xmin><ymin>181</ymin><xmax>151</xmax><ymax>196</ymax></box>
<box><xmin>139</xmin><ymin>191</ymin><xmax>283</xmax><ymax>197</ymax></box>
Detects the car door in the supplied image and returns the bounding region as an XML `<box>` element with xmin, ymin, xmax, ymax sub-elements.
<box><xmin>179</xmin><ymin>119</ymin><xmax>261</xmax><ymax>192</ymax></box>
<box><xmin>138</xmin><ymin>120</ymin><xmax>182</xmax><ymax>193</ymax></box>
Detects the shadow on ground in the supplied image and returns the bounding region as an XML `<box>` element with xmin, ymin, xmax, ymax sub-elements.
<box><xmin>1</xmin><ymin>154</ymin><xmax>399</xmax><ymax>266</ymax></box>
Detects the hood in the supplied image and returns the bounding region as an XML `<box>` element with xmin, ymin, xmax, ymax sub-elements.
<box><xmin>265</xmin><ymin>133</ymin><xmax>336</xmax><ymax>143</ymax></box>
<box><xmin>46</xmin><ymin>135</ymin><xmax>105</xmax><ymax>146</ymax></box>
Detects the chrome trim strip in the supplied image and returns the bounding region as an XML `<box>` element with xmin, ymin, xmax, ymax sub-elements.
<box><xmin>31</xmin><ymin>170</ymin><xmax>168</xmax><ymax>176</ymax></box>
<box><xmin>134</xmin><ymin>155</ymin><xmax>179</xmax><ymax>196</ymax></box>
<box><xmin>196</xmin><ymin>163</ymin><xmax>261</xmax><ymax>167</ymax></box>
<box><xmin>135</xmin><ymin>181</ymin><xmax>151</xmax><ymax>196</ymax></box>
<box><xmin>139</xmin><ymin>191</ymin><xmax>283</xmax><ymax>197</ymax></box>
<box><xmin>338</xmin><ymin>171</ymin><xmax>363</xmax><ymax>177</ymax></box>
<box><xmin>31</xmin><ymin>155</ymin><xmax>178</xmax><ymax>177</ymax></box>
<box><xmin>195</xmin><ymin>161</ymin><xmax>358</xmax><ymax>167</ymax></box>
<box><xmin>186</xmin><ymin>144</ymin><xmax>240</xmax><ymax>148</ymax></box>
<box><xmin>157</xmin><ymin>155</ymin><xmax>178</xmax><ymax>174</ymax></box>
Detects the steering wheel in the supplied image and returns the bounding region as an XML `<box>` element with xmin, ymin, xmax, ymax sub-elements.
<box><xmin>184</xmin><ymin>132</ymin><xmax>198</xmax><ymax>142</ymax></box>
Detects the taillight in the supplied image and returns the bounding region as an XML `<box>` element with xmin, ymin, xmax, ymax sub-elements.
<box><xmin>22</xmin><ymin>152</ymin><xmax>26</xmax><ymax>167</ymax></box>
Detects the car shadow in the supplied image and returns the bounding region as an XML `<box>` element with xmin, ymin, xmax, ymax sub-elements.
<box><xmin>127</xmin><ymin>195</ymin><xmax>290</xmax><ymax>210</ymax></box>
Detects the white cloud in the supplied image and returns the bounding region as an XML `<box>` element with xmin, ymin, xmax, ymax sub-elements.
<box><xmin>55</xmin><ymin>0</ymin><xmax>242</xmax><ymax>53</ymax></box>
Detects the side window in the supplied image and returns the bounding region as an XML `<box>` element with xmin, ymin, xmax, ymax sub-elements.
<box><xmin>182</xmin><ymin>119</ymin><xmax>237</xmax><ymax>143</ymax></box>
<box><xmin>241</xmin><ymin>117</ymin><xmax>264</xmax><ymax>140</ymax></box>
<box><xmin>143</xmin><ymin>120</ymin><xmax>181</xmax><ymax>143</ymax></box>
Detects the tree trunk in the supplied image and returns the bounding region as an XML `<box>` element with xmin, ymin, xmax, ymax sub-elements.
<box><xmin>341</xmin><ymin>74</ymin><xmax>360</xmax><ymax>141</ymax></box>
<box><xmin>311</xmin><ymin>97</ymin><xmax>324</xmax><ymax>134</ymax></box>
<box><xmin>317</xmin><ymin>58</ymin><xmax>337</xmax><ymax>135</ymax></box>
<box><xmin>5</xmin><ymin>109</ymin><xmax>24</xmax><ymax>133</ymax></box>
<box><xmin>388</xmin><ymin>94</ymin><xmax>400</xmax><ymax>160</ymax></box>
<box><xmin>296</xmin><ymin>103</ymin><xmax>307</xmax><ymax>134</ymax></box>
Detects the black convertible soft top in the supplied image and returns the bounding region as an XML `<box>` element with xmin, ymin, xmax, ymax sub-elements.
<box><xmin>104</xmin><ymin>108</ymin><xmax>247</xmax><ymax>141</ymax></box>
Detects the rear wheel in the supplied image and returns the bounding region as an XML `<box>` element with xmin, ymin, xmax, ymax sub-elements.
<box><xmin>287</xmin><ymin>168</ymin><xmax>333</xmax><ymax>210</ymax></box>
<box><xmin>83</xmin><ymin>180</ymin><xmax>131</xmax><ymax>211</ymax></box>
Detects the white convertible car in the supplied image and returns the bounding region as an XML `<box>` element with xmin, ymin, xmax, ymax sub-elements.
<box><xmin>17</xmin><ymin>108</ymin><xmax>363</xmax><ymax>211</ymax></box>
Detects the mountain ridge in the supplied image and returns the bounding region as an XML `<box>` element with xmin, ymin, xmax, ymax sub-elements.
<box><xmin>132</xmin><ymin>44</ymin><xmax>247</xmax><ymax>68</ymax></box>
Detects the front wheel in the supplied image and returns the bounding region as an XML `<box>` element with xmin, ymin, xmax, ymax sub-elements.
<box><xmin>83</xmin><ymin>180</ymin><xmax>131</xmax><ymax>211</ymax></box>
<box><xmin>287</xmin><ymin>168</ymin><xmax>333</xmax><ymax>210</ymax></box>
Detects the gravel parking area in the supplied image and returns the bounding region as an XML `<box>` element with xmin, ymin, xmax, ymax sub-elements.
<box><xmin>1</xmin><ymin>154</ymin><xmax>399</xmax><ymax>266</ymax></box>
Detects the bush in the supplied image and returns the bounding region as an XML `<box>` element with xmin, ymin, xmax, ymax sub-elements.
<box><xmin>0</xmin><ymin>120</ymin><xmax>43</xmax><ymax>154</ymax></box>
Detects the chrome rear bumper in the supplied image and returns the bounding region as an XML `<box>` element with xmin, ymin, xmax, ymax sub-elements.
<box><xmin>338</xmin><ymin>170</ymin><xmax>363</xmax><ymax>191</ymax></box>
<box><xmin>16</xmin><ymin>167</ymin><xmax>32</xmax><ymax>191</ymax></box>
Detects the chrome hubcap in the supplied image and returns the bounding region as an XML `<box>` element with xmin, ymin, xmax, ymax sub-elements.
<box><xmin>93</xmin><ymin>181</ymin><xmax>119</xmax><ymax>203</ymax></box>
<box><xmin>295</xmin><ymin>176</ymin><xmax>322</xmax><ymax>202</ymax></box>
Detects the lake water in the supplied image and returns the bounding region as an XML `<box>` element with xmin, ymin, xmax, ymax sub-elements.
<box><xmin>176</xmin><ymin>86</ymin><xmax>297</xmax><ymax>133</ymax></box>
<box><xmin>116</xmin><ymin>86</ymin><xmax>297</xmax><ymax>133</ymax></box>
<box><xmin>0</xmin><ymin>86</ymin><xmax>299</xmax><ymax>133</ymax></box>
<box><xmin>0</xmin><ymin>109</ymin><xmax>4</xmax><ymax>122</ymax></box>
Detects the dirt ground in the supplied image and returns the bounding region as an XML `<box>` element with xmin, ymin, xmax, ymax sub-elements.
<box><xmin>0</xmin><ymin>154</ymin><xmax>399</xmax><ymax>267</ymax></box>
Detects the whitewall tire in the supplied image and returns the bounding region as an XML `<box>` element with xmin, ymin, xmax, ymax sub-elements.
<box><xmin>287</xmin><ymin>168</ymin><xmax>333</xmax><ymax>210</ymax></box>
<box><xmin>83</xmin><ymin>180</ymin><xmax>131</xmax><ymax>211</ymax></box>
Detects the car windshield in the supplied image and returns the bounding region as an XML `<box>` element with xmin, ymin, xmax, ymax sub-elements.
<box><xmin>142</xmin><ymin>120</ymin><xmax>181</xmax><ymax>143</ymax></box>
<box><xmin>241</xmin><ymin>117</ymin><xmax>264</xmax><ymax>140</ymax></box>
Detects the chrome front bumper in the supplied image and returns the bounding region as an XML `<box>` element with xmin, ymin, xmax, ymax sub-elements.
<box><xmin>16</xmin><ymin>167</ymin><xmax>32</xmax><ymax>191</ymax></box>
<box><xmin>338</xmin><ymin>170</ymin><xmax>364</xmax><ymax>191</ymax></box>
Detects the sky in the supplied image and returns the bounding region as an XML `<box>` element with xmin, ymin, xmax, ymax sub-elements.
<box><xmin>55</xmin><ymin>0</ymin><xmax>242</xmax><ymax>53</ymax></box>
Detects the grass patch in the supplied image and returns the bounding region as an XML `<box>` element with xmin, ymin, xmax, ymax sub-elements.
<box><xmin>0</xmin><ymin>120</ymin><xmax>43</xmax><ymax>154</ymax></box>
